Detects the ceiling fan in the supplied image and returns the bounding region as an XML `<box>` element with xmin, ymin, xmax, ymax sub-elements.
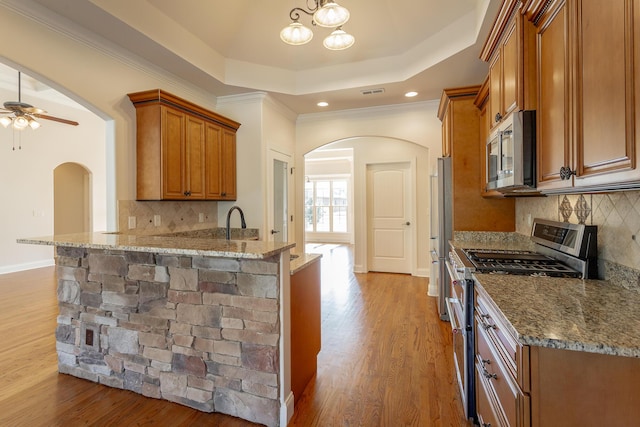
<box><xmin>0</xmin><ymin>71</ymin><xmax>79</xmax><ymax>130</ymax></box>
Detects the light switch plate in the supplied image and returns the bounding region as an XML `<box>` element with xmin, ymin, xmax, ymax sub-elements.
<box><xmin>128</xmin><ymin>216</ymin><xmax>136</xmax><ymax>229</ymax></box>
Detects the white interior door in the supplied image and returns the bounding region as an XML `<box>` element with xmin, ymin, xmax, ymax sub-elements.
<box><xmin>367</xmin><ymin>162</ymin><xmax>412</xmax><ymax>273</ymax></box>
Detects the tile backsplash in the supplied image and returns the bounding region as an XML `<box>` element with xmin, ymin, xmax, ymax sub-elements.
<box><xmin>117</xmin><ymin>200</ymin><xmax>218</xmax><ymax>235</ymax></box>
<box><xmin>516</xmin><ymin>190</ymin><xmax>640</xmax><ymax>284</ymax></box>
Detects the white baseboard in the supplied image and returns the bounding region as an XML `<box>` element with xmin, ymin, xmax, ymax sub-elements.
<box><xmin>0</xmin><ymin>259</ymin><xmax>55</xmax><ymax>275</ymax></box>
<box><xmin>414</xmin><ymin>267</ymin><xmax>429</xmax><ymax>277</ymax></box>
<box><xmin>281</xmin><ymin>390</ymin><xmax>294</xmax><ymax>426</ymax></box>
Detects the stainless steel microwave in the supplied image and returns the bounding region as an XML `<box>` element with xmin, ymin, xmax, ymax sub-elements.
<box><xmin>486</xmin><ymin>110</ymin><xmax>537</xmax><ymax>194</ymax></box>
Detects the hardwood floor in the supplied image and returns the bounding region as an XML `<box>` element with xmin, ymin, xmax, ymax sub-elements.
<box><xmin>0</xmin><ymin>246</ymin><xmax>470</xmax><ymax>426</ymax></box>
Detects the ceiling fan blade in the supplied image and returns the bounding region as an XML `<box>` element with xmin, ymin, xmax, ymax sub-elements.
<box><xmin>23</xmin><ymin>106</ymin><xmax>47</xmax><ymax>115</ymax></box>
<box><xmin>33</xmin><ymin>113</ymin><xmax>79</xmax><ymax>126</ymax></box>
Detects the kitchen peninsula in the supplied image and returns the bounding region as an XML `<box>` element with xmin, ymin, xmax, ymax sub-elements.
<box><xmin>18</xmin><ymin>232</ymin><xmax>297</xmax><ymax>427</ymax></box>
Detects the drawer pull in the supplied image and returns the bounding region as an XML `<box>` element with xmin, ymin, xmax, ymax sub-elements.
<box><xmin>482</xmin><ymin>424</ymin><xmax>492</xmax><ymax>427</ymax></box>
<box><xmin>482</xmin><ymin>358</ymin><xmax>491</xmax><ymax>366</ymax></box>
<box><xmin>483</xmin><ymin>323</ymin><xmax>496</xmax><ymax>331</ymax></box>
<box><xmin>483</xmin><ymin>368</ymin><xmax>498</xmax><ymax>380</ymax></box>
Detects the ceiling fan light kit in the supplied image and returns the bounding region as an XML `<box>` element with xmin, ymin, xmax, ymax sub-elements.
<box><xmin>281</xmin><ymin>0</ymin><xmax>354</xmax><ymax>50</ymax></box>
<box><xmin>0</xmin><ymin>71</ymin><xmax>79</xmax><ymax>136</ymax></box>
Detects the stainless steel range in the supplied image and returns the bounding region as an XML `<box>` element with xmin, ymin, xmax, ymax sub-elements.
<box><xmin>464</xmin><ymin>218</ymin><xmax>598</xmax><ymax>279</ymax></box>
<box><xmin>444</xmin><ymin>218</ymin><xmax>598</xmax><ymax>424</ymax></box>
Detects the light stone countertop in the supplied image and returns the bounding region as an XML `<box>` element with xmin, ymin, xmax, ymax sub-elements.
<box><xmin>18</xmin><ymin>232</ymin><xmax>295</xmax><ymax>260</ymax></box>
<box><xmin>289</xmin><ymin>253</ymin><xmax>322</xmax><ymax>275</ymax></box>
<box><xmin>449</xmin><ymin>234</ymin><xmax>640</xmax><ymax>358</ymax></box>
<box><xmin>474</xmin><ymin>274</ymin><xmax>640</xmax><ymax>358</ymax></box>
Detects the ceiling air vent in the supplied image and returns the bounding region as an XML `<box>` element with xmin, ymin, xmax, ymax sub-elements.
<box><xmin>360</xmin><ymin>88</ymin><xmax>385</xmax><ymax>96</ymax></box>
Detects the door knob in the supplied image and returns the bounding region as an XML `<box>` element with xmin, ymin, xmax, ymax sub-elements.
<box><xmin>271</xmin><ymin>229</ymin><xmax>280</xmax><ymax>234</ymax></box>
<box><xmin>405</xmin><ymin>221</ymin><xmax>411</xmax><ymax>226</ymax></box>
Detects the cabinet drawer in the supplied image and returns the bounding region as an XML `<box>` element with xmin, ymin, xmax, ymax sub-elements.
<box><xmin>476</xmin><ymin>291</ymin><xmax>530</xmax><ymax>392</ymax></box>
<box><xmin>476</xmin><ymin>321</ymin><xmax>530</xmax><ymax>427</ymax></box>
<box><xmin>476</xmin><ymin>357</ymin><xmax>504</xmax><ymax>427</ymax></box>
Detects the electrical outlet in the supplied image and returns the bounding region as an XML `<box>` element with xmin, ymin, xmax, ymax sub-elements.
<box><xmin>199</xmin><ymin>213</ymin><xmax>204</xmax><ymax>223</ymax></box>
<box><xmin>128</xmin><ymin>216</ymin><xmax>136</xmax><ymax>229</ymax></box>
<box><xmin>154</xmin><ymin>215</ymin><xmax>161</xmax><ymax>226</ymax></box>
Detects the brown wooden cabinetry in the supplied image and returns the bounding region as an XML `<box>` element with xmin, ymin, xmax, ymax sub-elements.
<box><xmin>290</xmin><ymin>259</ymin><xmax>321</xmax><ymax>402</ymax></box>
<box><xmin>527</xmin><ymin>0</ymin><xmax>640</xmax><ymax>192</ymax></box>
<box><xmin>481</xmin><ymin>0</ymin><xmax>537</xmax><ymax>130</ymax></box>
<box><xmin>475</xmin><ymin>287</ymin><xmax>530</xmax><ymax>427</ymax></box>
<box><xmin>438</xmin><ymin>87</ymin><xmax>515</xmax><ymax>231</ymax></box>
<box><xmin>476</xmin><ymin>282</ymin><xmax>640</xmax><ymax>426</ymax></box>
<box><xmin>128</xmin><ymin>89</ymin><xmax>240</xmax><ymax>201</ymax></box>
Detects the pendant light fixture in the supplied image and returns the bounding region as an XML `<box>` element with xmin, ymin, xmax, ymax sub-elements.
<box><xmin>280</xmin><ymin>0</ymin><xmax>354</xmax><ymax>50</ymax></box>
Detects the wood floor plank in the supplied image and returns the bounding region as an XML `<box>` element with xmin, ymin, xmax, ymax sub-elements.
<box><xmin>0</xmin><ymin>246</ymin><xmax>470</xmax><ymax>426</ymax></box>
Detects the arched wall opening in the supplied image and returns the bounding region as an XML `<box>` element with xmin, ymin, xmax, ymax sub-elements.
<box><xmin>302</xmin><ymin>136</ymin><xmax>431</xmax><ymax>276</ymax></box>
<box><xmin>54</xmin><ymin>162</ymin><xmax>92</xmax><ymax>235</ymax></box>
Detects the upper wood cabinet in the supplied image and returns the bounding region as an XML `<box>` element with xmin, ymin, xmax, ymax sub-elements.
<box><xmin>128</xmin><ymin>90</ymin><xmax>240</xmax><ymax>201</ymax></box>
<box><xmin>438</xmin><ymin>87</ymin><xmax>515</xmax><ymax>231</ymax></box>
<box><xmin>481</xmin><ymin>0</ymin><xmax>537</xmax><ymax>129</ymax></box>
<box><xmin>526</xmin><ymin>0</ymin><xmax>640</xmax><ymax>192</ymax></box>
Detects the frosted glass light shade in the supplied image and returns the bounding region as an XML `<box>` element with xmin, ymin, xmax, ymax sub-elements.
<box><xmin>28</xmin><ymin>118</ymin><xmax>40</xmax><ymax>129</ymax></box>
<box><xmin>280</xmin><ymin>21</ymin><xmax>313</xmax><ymax>45</ymax></box>
<box><xmin>0</xmin><ymin>116</ymin><xmax>11</xmax><ymax>128</ymax></box>
<box><xmin>323</xmin><ymin>28</ymin><xmax>355</xmax><ymax>50</ymax></box>
<box><xmin>13</xmin><ymin>116</ymin><xmax>29</xmax><ymax>129</ymax></box>
<box><xmin>313</xmin><ymin>2</ymin><xmax>350</xmax><ymax>28</ymax></box>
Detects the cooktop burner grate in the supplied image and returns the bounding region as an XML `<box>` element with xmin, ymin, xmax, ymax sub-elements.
<box><xmin>462</xmin><ymin>249</ymin><xmax>582</xmax><ymax>278</ymax></box>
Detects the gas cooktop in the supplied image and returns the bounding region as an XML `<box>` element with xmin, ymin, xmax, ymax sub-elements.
<box><xmin>462</xmin><ymin>248</ymin><xmax>582</xmax><ymax>278</ymax></box>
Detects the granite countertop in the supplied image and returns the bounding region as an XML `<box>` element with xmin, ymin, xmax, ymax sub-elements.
<box><xmin>474</xmin><ymin>274</ymin><xmax>640</xmax><ymax>358</ymax></box>
<box><xmin>18</xmin><ymin>232</ymin><xmax>295</xmax><ymax>260</ymax></box>
<box><xmin>449</xmin><ymin>233</ymin><xmax>640</xmax><ymax>358</ymax></box>
<box><xmin>290</xmin><ymin>253</ymin><xmax>322</xmax><ymax>275</ymax></box>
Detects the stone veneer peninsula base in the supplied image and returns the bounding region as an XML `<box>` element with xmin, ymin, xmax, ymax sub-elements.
<box><xmin>20</xmin><ymin>233</ymin><xmax>295</xmax><ymax>427</ymax></box>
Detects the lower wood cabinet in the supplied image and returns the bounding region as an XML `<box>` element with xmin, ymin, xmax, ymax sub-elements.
<box><xmin>290</xmin><ymin>259</ymin><xmax>321</xmax><ymax>402</ymax></box>
<box><xmin>476</xmin><ymin>283</ymin><xmax>640</xmax><ymax>426</ymax></box>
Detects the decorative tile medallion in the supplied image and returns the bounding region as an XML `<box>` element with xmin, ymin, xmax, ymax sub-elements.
<box><xmin>559</xmin><ymin>195</ymin><xmax>573</xmax><ymax>222</ymax></box>
<box><xmin>574</xmin><ymin>195</ymin><xmax>592</xmax><ymax>224</ymax></box>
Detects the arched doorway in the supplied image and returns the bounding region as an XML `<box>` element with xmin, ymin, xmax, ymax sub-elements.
<box><xmin>54</xmin><ymin>163</ymin><xmax>92</xmax><ymax>234</ymax></box>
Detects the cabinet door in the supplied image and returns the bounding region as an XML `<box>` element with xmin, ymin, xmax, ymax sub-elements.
<box><xmin>502</xmin><ymin>20</ymin><xmax>518</xmax><ymax>118</ymax></box>
<box><xmin>162</xmin><ymin>107</ymin><xmax>187</xmax><ymax>199</ymax></box>
<box><xmin>573</xmin><ymin>0</ymin><xmax>640</xmax><ymax>187</ymax></box>
<box><xmin>536</xmin><ymin>0</ymin><xmax>572</xmax><ymax>191</ymax></box>
<box><xmin>221</xmin><ymin>129</ymin><xmax>237</xmax><ymax>200</ymax></box>
<box><xmin>205</xmin><ymin>123</ymin><xmax>222</xmax><ymax>199</ymax></box>
<box><xmin>185</xmin><ymin>115</ymin><xmax>206</xmax><ymax>199</ymax></box>
<box><xmin>489</xmin><ymin>52</ymin><xmax>502</xmax><ymax>127</ymax></box>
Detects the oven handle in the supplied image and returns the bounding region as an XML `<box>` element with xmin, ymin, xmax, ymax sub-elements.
<box><xmin>446</xmin><ymin>259</ymin><xmax>463</xmax><ymax>283</ymax></box>
<box><xmin>445</xmin><ymin>297</ymin><xmax>462</xmax><ymax>334</ymax></box>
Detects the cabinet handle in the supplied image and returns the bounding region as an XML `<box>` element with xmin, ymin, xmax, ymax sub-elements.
<box><xmin>482</xmin><ymin>358</ymin><xmax>491</xmax><ymax>366</ymax></box>
<box><xmin>184</xmin><ymin>190</ymin><xmax>191</xmax><ymax>196</ymax></box>
<box><xmin>483</xmin><ymin>423</ymin><xmax>492</xmax><ymax>427</ymax></box>
<box><xmin>495</xmin><ymin>112</ymin><xmax>502</xmax><ymax>123</ymax></box>
<box><xmin>221</xmin><ymin>192</ymin><xmax>226</xmax><ymax>197</ymax></box>
<box><xmin>483</xmin><ymin>367</ymin><xmax>498</xmax><ymax>380</ymax></box>
<box><xmin>559</xmin><ymin>166</ymin><xmax>576</xmax><ymax>180</ymax></box>
<box><xmin>483</xmin><ymin>323</ymin><xmax>497</xmax><ymax>331</ymax></box>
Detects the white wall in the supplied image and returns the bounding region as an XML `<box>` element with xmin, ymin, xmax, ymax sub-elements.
<box><xmin>216</xmin><ymin>93</ymin><xmax>297</xmax><ymax>240</ymax></box>
<box><xmin>0</xmin><ymin>87</ymin><xmax>107</xmax><ymax>273</ymax></box>
<box><xmin>295</xmin><ymin>101</ymin><xmax>443</xmax><ymax>275</ymax></box>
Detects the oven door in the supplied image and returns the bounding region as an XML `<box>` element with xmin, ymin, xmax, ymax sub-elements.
<box><xmin>446</xmin><ymin>295</ymin><xmax>468</xmax><ymax>417</ymax></box>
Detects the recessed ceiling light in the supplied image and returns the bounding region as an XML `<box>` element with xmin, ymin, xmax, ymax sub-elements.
<box><xmin>405</xmin><ymin>91</ymin><xmax>418</xmax><ymax>98</ymax></box>
<box><xmin>317</xmin><ymin>101</ymin><xmax>329</xmax><ymax>107</ymax></box>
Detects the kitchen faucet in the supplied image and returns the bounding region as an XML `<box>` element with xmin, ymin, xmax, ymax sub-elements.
<box><xmin>226</xmin><ymin>206</ymin><xmax>246</xmax><ymax>240</ymax></box>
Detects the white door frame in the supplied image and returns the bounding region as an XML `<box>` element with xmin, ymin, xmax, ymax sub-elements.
<box><xmin>363</xmin><ymin>158</ymin><xmax>417</xmax><ymax>275</ymax></box>
<box><xmin>267</xmin><ymin>149</ymin><xmax>293</xmax><ymax>243</ymax></box>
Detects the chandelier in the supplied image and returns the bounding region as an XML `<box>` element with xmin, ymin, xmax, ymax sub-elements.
<box><xmin>280</xmin><ymin>0</ymin><xmax>355</xmax><ymax>50</ymax></box>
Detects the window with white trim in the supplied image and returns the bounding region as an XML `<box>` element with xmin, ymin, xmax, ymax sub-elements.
<box><xmin>304</xmin><ymin>178</ymin><xmax>348</xmax><ymax>233</ymax></box>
